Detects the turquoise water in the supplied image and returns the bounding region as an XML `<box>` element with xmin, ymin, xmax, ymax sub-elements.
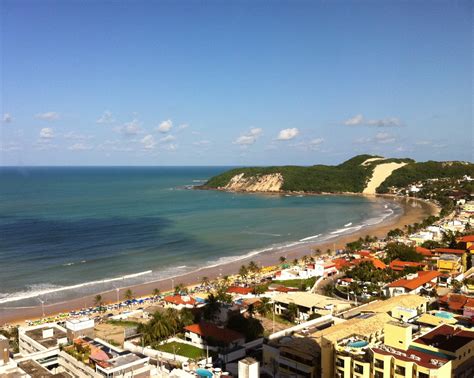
<box><xmin>348</xmin><ymin>340</ymin><xmax>369</xmax><ymax>348</ymax></box>
<box><xmin>435</xmin><ymin>311</ymin><xmax>454</xmax><ymax>319</ymax></box>
<box><xmin>0</xmin><ymin>167</ymin><xmax>399</xmax><ymax>307</ymax></box>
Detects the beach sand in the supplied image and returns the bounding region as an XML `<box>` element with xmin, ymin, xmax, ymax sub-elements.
<box><xmin>0</xmin><ymin>195</ymin><xmax>438</xmax><ymax>326</ymax></box>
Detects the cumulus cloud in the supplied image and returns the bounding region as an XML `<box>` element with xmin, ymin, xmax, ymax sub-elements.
<box><xmin>68</xmin><ymin>143</ymin><xmax>93</xmax><ymax>151</ymax></box>
<box><xmin>160</xmin><ymin>135</ymin><xmax>176</xmax><ymax>143</ymax></box>
<box><xmin>35</xmin><ymin>112</ymin><xmax>60</xmax><ymax>121</ymax></box>
<box><xmin>96</xmin><ymin>110</ymin><xmax>115</xmax><ymax>124</ymax></box>
<box><xmin>177</xmin><ymin>124</ymin><xmax>189</xmax><ymax>130</ymax></box>
<box><xmin>117</xmin><ymin>119</ymin><xmax>141</xmax><ymax>136</ymax></box>
<box><xmin>344</xmin><ymin>114</ymin><xmax>402</xmax><ymax>127</ymax></box>
<box><xmin>277</xmin><ymin>128</ymin><xmax>299</xmax><ymax>141</ymax></box>
<box><xmin>157</xmin><ymin>119</ymin><xmax>173</xmax><ymax>133</ymax></box>
<box><xmin>344</xmin><ymin>114</ymin><xmax>364</xmax><ymax>126</ymax></box>
<box><xmin>40</xmin><ymin>127</ymin><xmax>54</xmax><ymax>139</ymax></box>
<box><xmin>2</xmin><ymin>113</ymin><xmax>13</xmax><ymax>123</ymax></box>
<box><xmin>141</xmin><ymin>134</ymin><xmax>156</xmax><ymax>150</ymax></box>
<box><xmin>309</xmin><ymin>138</ymin><xmax>324</xmax><ymax>146</ymax></box>
<box><xmin>233</xmin><ymin>128</ymin><xmax>263</xmax><ymax>146</ymax></box>
<box><xmin>355</xmin><ymin>132</ymin><xmax>397</xmax><ymax>145</ymax></box>
<box><xmin>64</xmin><ymin>131</ymin><xmax>93</xmax><ymax>140</ymax></box>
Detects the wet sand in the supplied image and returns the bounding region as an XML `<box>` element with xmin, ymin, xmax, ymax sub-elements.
<box><xmin>0</xmin><ymin>195</ymin><xmax>439</xmax><ymax>326</ymax></box>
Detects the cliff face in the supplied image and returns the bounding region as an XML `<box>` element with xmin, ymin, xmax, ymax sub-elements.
<box><xmin>222</xmin><ymin>173</ymin><xmax>283</xmax><ymax>192</ymax></box>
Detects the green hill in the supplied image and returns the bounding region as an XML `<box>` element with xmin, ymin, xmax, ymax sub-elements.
<box><xmin>202</xmin><ymin>155</ymin><xmax>473</xmax><ymax>194</ymax></box>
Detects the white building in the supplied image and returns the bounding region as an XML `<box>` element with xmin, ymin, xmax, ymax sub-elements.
<box><xmin>238</xmin><ymin>357</ymin><xmax>259</xmax><ymax>378</ymax></box>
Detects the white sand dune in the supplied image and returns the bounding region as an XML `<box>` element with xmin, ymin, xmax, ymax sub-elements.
<box><xmin>363</xmin><ymin>162</ymin><xmax>407</xmax><ymax>194</ymax></box>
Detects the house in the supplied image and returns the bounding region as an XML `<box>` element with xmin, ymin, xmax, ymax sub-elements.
<box><xmin>309</xmin><ymin>260</ymin><xmax>338</xmax><ymax>278</ymax></box>
<box><xmin>389</xmin><ymin>260</ymin><xmax>425</xmax><ymax>272</ymax></box>
<box><xmin>383</xmin><ymin>270</ymin><xmax>441</xmax><ymax>297</ymax></box>
<box><xmin>353</xmin><ymin>257</ymin><xmax>387</xmax><ymax>270</ymax></box>
<box><xmin>163</xmin><ymin>294</ymin><xmax>197</xmax><ymax>309</ymax></box>
<box><xmin>437</xmin><ymin>254</ymin><xmax>463</xmax><ymax>274</ymax></box>
<box><xmin>273</xmin><ymin>292</ymin><xmax>351</xmax><ymax>321</ymax></box>
<box><xmin>226</xmin><ymin>286</ymin><xmax>254</xmax><ymax>296</ymax></box>
<box><xmin>184</xmin><ymin>322</ymin><xmax>245</xmax><ymax>348</ymax></box>
<box><xmin>434</xmin><ymin>248</ymin><xmax>466</xmax><ymax>256</ymax></box>
<box><xmin>439</xmin><ymin>293</ymin><xmax>474</xmax><ymax>317</ymax></box>
<box><xmin>19</xmin><ymin>323</ymin><xmax>68</xmax><ymax>355</ymax></box>
<box><xmin>458</xmin><ymin>234</ymin><xmax>474</xmax><ymax>250</ymax></box>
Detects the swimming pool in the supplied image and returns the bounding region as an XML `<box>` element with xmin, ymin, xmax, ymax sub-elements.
<box><xmin>348</xmin><ymin>340</ymin><xmax>369</xmax><ymax>348</ymax></box>
<box><xmin>196</xmin><ymin>368</ymin><xmax>213</xmax><ymax>377</ymax></box>
<box><xmin>435</xmin><ymin>311</ymin><xmax>454</xmax><ymax>319</ymax></box>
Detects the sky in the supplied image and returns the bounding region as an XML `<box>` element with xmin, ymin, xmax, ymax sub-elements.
<box><xmin>1</xmin><ymin>0</ymin><xmax>472</xmax><ymax>166</ymax></box>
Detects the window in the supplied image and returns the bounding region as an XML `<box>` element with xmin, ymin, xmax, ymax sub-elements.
<box><xmin>336</xmin><ymin>358</ymin><xmax>345</xmax><ymax>367</ymax></box>
<box><xmin>374</xmin><ymin>372</ymin><xmax>384</xmax><ymax>378</ymax></box>
<box><xmin>354</xmin><ymin>364</ymin><xmax>364</xmax><ymax>374</ymax></box>
<box><xmin>395</xmin><ymin>365</ymin><xmax>406</xmax><ymax>375</ymax></box>
<box><xmin>374</xmin><ymin>359</ymin><xmax>384</xmax><ymax>368</ymax></box>
<box><xmin>418</xmin><ymin>373</ymin><xmax>429</xmax><ymax>378</ymax></box>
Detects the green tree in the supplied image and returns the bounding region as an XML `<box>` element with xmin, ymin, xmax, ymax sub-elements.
<box><xmin>239</xmin><ymin>265</ymin><xmax>249</xmax><ymax>281</ymax></box>
<box><xmin>124</xmin><ymin>289</ymin><xmax>134</xmax><ymax>301</ymax></box>
<box><xmin>203</xmin><ymin>293</ymin><xmax>221</xmax><ymax>321</ymax></box>
<box><xmin>94</xmin><ymin>294</ymin><xmax>103</xmax><ymax>308</ymax></box>
<box><xmin>257</xmin><ymin>297</ymin><xmax>272</xmax><ymax>317</ymax></box>
<box><xmin>152</xmin><ymin>288</ymin><xmax>161</xmax><ymax>300</ymax></box>
<box><xmin>284</xmin><ymin>303</ymin><xmax>298</xmax><ymax>322</ymax></box>
<box><xmin>279</xmin><ymin>256</ymin><xmax>287</xmax><ymax>264</ymax></box>
<box><xmin>385</xmin><ymin>242</ymin><xmax>423</xmax><ymax>262</ymax></box>
<box><xmin>227</xmin><ymin>314</ymin><xmax>264</xmax><ymax>341</ymax></box>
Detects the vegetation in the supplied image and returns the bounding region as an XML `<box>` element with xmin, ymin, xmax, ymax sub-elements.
<box><xmin>137</xmin><ymin>308</ymin><xmax>195</xmax><ymax>347</ymax></box>
<box><xmin>155</xmin><ymin>341</ymin><xmax>207</xmax><ymax>359</ymax></box>
<box><xmin>0</xmin><ymin>327</ymin><xmax>19</xmax><ymax>353</ymax></box>
<box><xmin>384</xmin><ymin>242</ymin><xmax>424</xmax><ymax>262</ymax></box>
<box><xmin>227</xmin><ymin>313</ymin><xmax>264</xmax><ymax>342</ymax></box>
<box><xmin>272</xmin><ymin>277</ymin><xmax>317</xmax><ymax>291</ymax></box>
<box><xmin>124</xmin><ymin>289</ymin><xmax>134</xmax><ymax>301</ymax></box>
<box><xmin>377</xmin><ymin>161</ymin><xmax>474</xmax><ymax>193</ymax></box>
<box><xmin>106</xmin><ymin>319</ymin><xmax>142</xmax><ymax>328</ymax></box>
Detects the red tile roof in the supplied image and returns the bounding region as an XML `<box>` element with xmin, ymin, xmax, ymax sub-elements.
<box><xmin>163</xmin><ymin>295</ymin><xmax>197</xmax><ymax>306</ymax></box>
<box><xmin>387</xmin><ymin>270</ymin><xmax>441</xmax><ymax>290</ymax></box>
<box><xmin>434</xmin><ymin>248</ymin><xmax>466</xmax><ymax>255</ymax></box>
<box><xmin>439</xmin><ymin>293</ymin><xmax>474</xmax><ymax>311</ymax></box>
<box><xmin>226</xmin><ymin>286</ymin><xmax>254</xmax><ymax>295</ymax></box>
<box><xmin>184</xmin><ymin>322</ymin><xmax>244</xmax><ymax>344</ymax></box>
<box><xmin>353</xmin><ymin>257</ymin><xmax>387</xmax><ymax>270</ymax></box>
<box><xmin>371</xmin><ymin>345</ymin><xmax>448</xmax><ymax>369</ymax></box>
<box><xmin>389</xmin><ymin>260</ymin><xmax>425</xmax><ymax>271</ymax></box>
<box><xmin>333</xmin><ymin>258</ymin><xmax>351</xmax><ymax>270</ymax></box>
<box><xmin>458</xmin><ymin>235</ymin><xmax>474</xmax><ymax>243</ymax></box>
<box><xmin>414</xmin><ymin>324</ymin><xmax>474</xmax><ymax>353</ymax></box>
<box><xmin>416</xmin><ymin>246</ymin><xmax>432</xmax><ymax>256</ymax></box>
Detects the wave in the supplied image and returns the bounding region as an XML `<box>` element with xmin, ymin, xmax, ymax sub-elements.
<box><xmin>299</xmin><ymin>234</ymin><xmax>322</xmax><ymax>242</ymax></box>
<box><xmin>0</xmin><ymin>270</ymin><xmax>153</xmax><ymax>305</ymax></box>
<box><xmin>242</xmin><ymin>231</ymin><xmax>282</xmax><ymax>237</ymax></box>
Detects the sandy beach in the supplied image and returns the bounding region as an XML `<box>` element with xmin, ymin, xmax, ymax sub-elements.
<box><xmin>0</xmin><ymin>195</ymin><xmax>439</xmax><ymax>326</ymax></box>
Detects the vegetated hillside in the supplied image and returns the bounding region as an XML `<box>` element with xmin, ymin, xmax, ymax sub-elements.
<box><xmin>376</xmin><ymin>161</ymin><xmax>474</xmax><ymax>193</ymax></box>
<box><xmin>203</xmin><ymin>155</ymin><xmax>414</xmax><ymax>193</ymax></box>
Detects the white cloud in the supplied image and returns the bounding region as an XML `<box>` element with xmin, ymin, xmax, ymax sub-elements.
<box><xmin>374</xmin><ymin>132</ymin><xmax>396</xmax><ymax>144</ymax></box>
<box><xmin>2</xmin><ymin>113</ymin><xmax>13</xmax><ymax>123</ymax></box>
<box><xmin>64</xmin><ymin>131</ymin><xmax>93</xmax><ymax>140</ymax></box>
<box><xmin>141</xmin><ymin>134</ymin><xmax>156</xmax><ymax>150</ymax></box>
<box><xmin>96</xmin><ymin>110</ymin><xmax>115</xmax><ymax>124</ymax></box>
<box><xmin>344</xmin><ymin>114</ymin><xmax>364</xmax><ymax>126</ymax></box>
<box><xmin>277</xmin><ymin>128</ymin><xmax>299</xmax><ymax>141</ymax></box>
<box><xmin>40</xmin><ymin>127</ymin><xmax>54</xmax><ymax>139</ymax></box>
<box><xmin>177</xmin><ymin>124</ymin><xmax>189</xmax><ymax>130</ymax></box>
<box><xmin>160</xmin><ymin>135</ymin><xmax>176</xmax><ymax>143</ymax></box>
<box><xmin>0</xmin><ymin>142</ymin><xmax>20</xmax><ymax>151</ymax></box>
<box><xmin>165</xmin><ymin>143</ymin><xmax>178</xmax><ymax>151</ymax></box>
<box><xmin>117</xmin><ymin>119</ymin><xmax>141</xmax><ymax>136</ymax></box>
<box><xmin>233</xmin><ymin>128</ymin><xmax>263</xmax><ymax>146</ymax></box>
<box><xmin>367</xmin><ymin>117</ymin><xmax>402</xmax><ymax>127</ymax></box>
<box><xmin>97</xmin><ymin>140</ymin><xmax>133</xmax><ymax>152</ymax></box>
<box><xmin>35</xmin><ymin>112</ymin><xmax>60</xmax><ymax>121</ymax></box>
<box><xmin>68</xmin><ymin>143</ymin><xmax>93</xmax><ymax>151</ymax></box>
<box><xmin>344</xmin><ymin>114</ymin><xmax>402</xmax><ymax>127</ymax></box>
<box><xmin>310</xmin><ymin>138</ymin><xmax>324</xmax><ymax>146</ymax></box>
<box><xmin>193</xmin><ymin>140</ymin><xmax>211</xmax><ymax>146</ymax></box>
<box><xmin>157</xmin><ymin>119</ymin><xmax>173</xmax><ymax>133</ymax></box>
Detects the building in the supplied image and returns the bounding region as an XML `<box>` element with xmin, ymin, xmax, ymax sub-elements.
<box><xmin>389</xmin><ymin>260</ymin><xmax>426</xmax><ymax>272</ymax></box>
<box><xmin>184</xmin><ymin>322</ymin><xmax>245</xmax><ymax>349</ymax></box>
<box><xmin>238</xmin><ymin>357</ymin><xmax>259</xmax><ymax>378</ymax></box>
<box><xmin>273</xmin><ymin>292</ymin><xmax>351</xmax><ymax>321</ymax></box>
<box><xmin>19</xmin><ymin>323</ymin><xmax>68</xmax><ymax>355</ymax></box>
<box><xmin>383</xmin><ymin>271</ymin><xmax>441</xmax><ymax>297</ymax></box>
<box><xmin>65</xmin><ymin>317</ymin><xmax>94</xmax><ymax>341</ymax></box>
<box><xmin>437</xmin><ymin>254</ymin><xmax>463</xmax><ymax>274</ymax></box>
<box><xmin>59</xmin><ymin>337</ymin><xmax>154</xmax><ymax>377</ymax></box>
<box><xmin>0</xmin><ymin>334</ymin><xmax>9</xmax><ymax>365</ymax></box>
<box><xmin>163</xmin><ymin>294</ymin><xmax>197</xmax><ymax>309</ymax></box>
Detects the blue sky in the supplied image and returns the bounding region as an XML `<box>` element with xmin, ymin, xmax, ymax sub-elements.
<box><xmin>1</xmin><ymin>0</ymin><xmax>472</xmax><ymax>166</ymax></box>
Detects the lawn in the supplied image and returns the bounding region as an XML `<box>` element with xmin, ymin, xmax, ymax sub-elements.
<box><xmin>272</xmin><ymin>277</ymin><xmax>317</xmax><ymax>289</ymax></box>
<box><xmin>155</xmin><ymin>341</ymin><xmax>207</xmax><ymax>360</ymax></box>
<box><xmin>106</xmin><ymin>319</ymin><xmax>141</xmax><ymax>328</ymax></box>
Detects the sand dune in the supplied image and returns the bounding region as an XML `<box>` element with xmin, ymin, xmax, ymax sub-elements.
<box><xmin>363</xmin><ymin>162</ymin><xmax>407</xmax><ymax>194</ymax></box>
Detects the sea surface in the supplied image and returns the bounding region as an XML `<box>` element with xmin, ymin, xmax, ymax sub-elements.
<box><xmin>0</xmin><ymin>167</ymin><xmax>400</xmax><ymax>307</ymax></box>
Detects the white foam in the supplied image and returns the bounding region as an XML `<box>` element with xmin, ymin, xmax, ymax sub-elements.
<box><xmin>299</xmin><ymin>234</ymin><xmax>322</xmax><ymax>242</ymax></box>
<box><xmin>0</xmin><ymin>270</ymin><xmax>153</xmax><ymax>304</ymax></box>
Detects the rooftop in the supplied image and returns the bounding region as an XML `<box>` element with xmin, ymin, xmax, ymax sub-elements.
<box><xmin>24</xmin><ymin>325</ymin><xmax>67</xmax><ymax>349</ymax></box>
<box><xmin>359</xmin><ymin>294</ymin><xmax>428</xmax><ymax>314</ymax></box>
<box><xmin>163</xmin><ymin>294</ymin><xmax>197</xmax><ymax>306</ymax></box>
<box><xmin>413</xmin><ymin>324</ymin><xmax>474</xmax><ymax>353</ymax></box>
<box><xmin>434</xmin><ymin>248</ymin><xmax>466</xmax><ymax>255</ymax></box>
<box><xmin>18</xmin><ymin>359</ymin><xmax>70</xmax><ymax>377</ymax></box>
<box><xmin>371</xmin><ymin>344</ymin><xmax>449</xmax><ymax>369</ymax></box>
<box><xmin>273</xmin><ymin>292</ymin><xmax>350</xmax><ymax>311</ymax></box>
<box><xmin>226</xmin><ymin>286</ymin><xmax>254</xmax><ymax>295</ymax></box>
<box><xmin>386</xmin><ymin>271</ymin><xmax>441</xmax><ymax>290</ymax></box>
<box><xmin>389</xmin><ymin>260</ymin><xmax>425</xmax><ymax>271</ymax></box>
<box><xmin>184</xmin><ymin>322</ymin><xmax>244</xmax><ymax>344</ymax></box>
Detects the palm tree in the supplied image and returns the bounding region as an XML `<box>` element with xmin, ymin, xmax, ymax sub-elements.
<box><xmin>248</xmin><ymin>261</ymin><xmax>259</xmax><ymax>274</ymax></box>
<box><xmin>239</xmin><ymin>265</ymin><xmax>248</xmax><ymax>281</ymax></box>
<box><xmin>279</xmin><ymin>256</ymin><xmax>287</xmax><ymax>264</ymax></box>
<box><xmin>292</xmin><ymin>258</ymin><xmax>299</xmax><ymax>266</ymax></box>
<box><xmin>94</xmin><ymin>294</ymin><xmax>103</xmax><ymax>309</ymax></box>
<box><xmin>203</xmin><ymin>293</ymin><xmax>220</xmax><ymax>321</ymax></box>
<box><xmin>152</xmin><ymin>288</ymin><xmax>161</xmax><ymax>301</ymax></box>
<box><xmin>257</xmin><ymin>297</ymin><xmax>272</xmax><ymax>317</ymax></box>
<box><xmin>124</xmin><ymin>289</ymin><xmax>134</xmax><ymax>301</ymax></box>
<box><xmin>201</xmin><ymin>276</ymin><xmax>210</xmax><ymax>287</ymax></box>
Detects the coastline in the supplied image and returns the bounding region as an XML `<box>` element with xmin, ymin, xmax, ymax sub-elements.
<box><xmin>0</xmin><ymin>195</ymin><xmax>439</xmax><ymax>326</ymax></box>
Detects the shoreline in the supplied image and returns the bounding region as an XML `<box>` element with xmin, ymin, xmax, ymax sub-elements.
<box><xmin>0</xmin><ymin>195</ymin><xmax>439</xmax><ymax>326</ymax></box>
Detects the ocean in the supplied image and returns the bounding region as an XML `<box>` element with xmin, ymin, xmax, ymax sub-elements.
<box><xmin>0</xmin><ymin>166</ymin><xmax>400</xmax><ymax>307</ymax></box>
